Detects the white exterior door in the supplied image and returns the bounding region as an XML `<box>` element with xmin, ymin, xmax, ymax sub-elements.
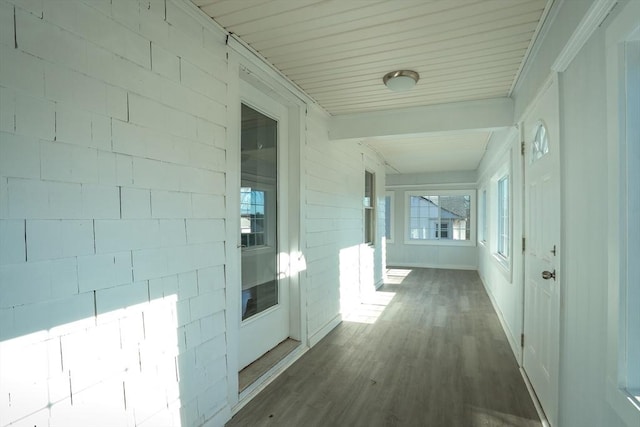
<box><xmin>238</xmin><ymin>80</ymin><xmax>290</xmax><ymax>371</ymax></box>
<box><xmin>522</xmin><ymin>75</ymin><xmax>561</xmax><ymax>426</ymax></box>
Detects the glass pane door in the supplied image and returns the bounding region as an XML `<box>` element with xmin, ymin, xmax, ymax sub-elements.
<box><xmin>240</xmin><ymin>104</ymin><xmax>278</xmax><ymax>321</ymax></box>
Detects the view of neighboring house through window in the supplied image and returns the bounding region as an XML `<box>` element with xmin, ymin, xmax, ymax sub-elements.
<box><xmin>364</xmin><ymin>171</ymin><xmax>375</xmax><ymax>245</ymax></box>
<box><xmin>497</xmin><ymin>176</ymin><xmax>510</xmax><ymax>258</ymax></box>
<box><xmin>240</xmin><ymin>187</ymin><xmax>266</xmax><ymax>248</ymax></box>
<box><xmin>407</xmin><ymin>192</ymin><xmax>472</xmax><ymax>242</ymax></box>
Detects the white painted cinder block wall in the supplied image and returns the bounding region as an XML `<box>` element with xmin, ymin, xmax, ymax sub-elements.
<box><xmin>0</xmin><ymin>1</ymin><xmax>386</xmax><ymax>426</ymax></box>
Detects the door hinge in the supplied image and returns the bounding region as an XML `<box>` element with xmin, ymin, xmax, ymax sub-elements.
<box><xmin>521</xmin><ymin>333</ymin><xmax>525</xmax><ymax>347</ymax></box>
<box><xmin>522</xmin><ymin>237</ymin><xmax>526</xmax><ymax>252</ymax></box>
<box><xmin>521</xmin><ymin>141</ymin><xmax>525</xmax><ymax>156</ymax></box>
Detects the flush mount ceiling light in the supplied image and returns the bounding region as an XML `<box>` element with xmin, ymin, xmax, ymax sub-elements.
<box><xmin>383</xmin><ymin>70</ymin><xmax>420</xmax><ymax>92</ymax></box>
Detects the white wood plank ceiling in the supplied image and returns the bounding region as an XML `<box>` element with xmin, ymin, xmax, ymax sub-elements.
<box><xmin>194</xmin><ymin>0</ymin><xmax>551</xmax><ymax>173</ymax></box>
<box><xmin>195</xmin><ymin>0</ymin><xmax>549</xmax><ymax>116</ymax></box>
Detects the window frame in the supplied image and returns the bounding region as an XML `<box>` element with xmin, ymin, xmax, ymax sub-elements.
<box><xmin>364</xmin><ymin>170</ymin><xmax>375</xmax><ymax>246</ymax></box>
<box><xmin>606</xmin><ymin>3</ymin><xmax>640</xmax><ymax>424</ymax></box>
<box><xmin>403</xmin><ymin>189</ymin><xmax>476</xmax><ymax>247</ymax></box>
<box><xmin>479</xmin><ymin>188</ymin><xmax>487</xmax><ymax>245</ymax></box>
<box><xmin>497</xmin><ymin>175</ymin><xmax>510</xmax><ymax>260</ymax></box>
<box><xmin>385</xmin><ymin>191</ymin><xmax>395</xmax><ymax>244</ymax></box>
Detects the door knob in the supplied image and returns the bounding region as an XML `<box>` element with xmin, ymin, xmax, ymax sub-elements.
<box><xmin>541</xmin><ymin>270</ymin><xmax>556</xmax><ymax>280</ymax></box>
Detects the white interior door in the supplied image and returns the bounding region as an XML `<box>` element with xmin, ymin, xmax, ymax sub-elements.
<box><xmin>522</xmin><ymin>75</ymin><xmax>561</xmax><ymax>426</ymax></box>
<box><xmin>238</xmin><ymin>80</ymin><xmax>290</xmax><ymax>371</ymax></box>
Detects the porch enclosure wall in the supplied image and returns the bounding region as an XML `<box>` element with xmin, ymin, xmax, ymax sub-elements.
<box><xmin>477</xmin><ymin>0</ymin><xmax>635</xmax><ymax>426</ymax></box>
<box><xmin>0</xmin><ymin>1</ymin><xmax>386</xmax><ymax>426</ymax></box>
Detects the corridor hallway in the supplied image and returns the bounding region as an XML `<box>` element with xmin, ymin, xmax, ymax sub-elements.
<box><xmin>227</xmin><ymin>268</ymin><xmax>541</xmax><ymax>427</ymax></box>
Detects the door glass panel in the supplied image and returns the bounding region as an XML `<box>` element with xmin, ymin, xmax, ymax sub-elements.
<box><xmin>241</xmin><ymin>104</ymin><xmax>278</xmax><ymax>321</ymax></box>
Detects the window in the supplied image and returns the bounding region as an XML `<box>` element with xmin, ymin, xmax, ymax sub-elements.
<box><xmin>497</xmin><ymin>176</ymin><xmax>510</xmax><ymax>258</ymax></box>
<box><xmin>384</xmin><ymin>192</ymin><xmax>394</xmax><ymax>243</ymax></box>
<box><xmin>479</xmin><ymin>188</ymin><xmax>487</xmax><ymax>243</ymax></box>
<box><xmin>405</xmin><ymin>190</ymin><xmax>475</xmax><ymax>245</ymax></box>
<box><xmin>240</xmin><ymin>187</ymin><xmax>266</xmax><ymax>248</ymax></box>
<box><xmin>364</xmin><ymin>171</ymin><xmax>375</xmax><ymax>245</ymax></box>
<box><xmin>606</xmin><ymin>3</ymin><xmax>640</xmax><ymax>422</ymax></box>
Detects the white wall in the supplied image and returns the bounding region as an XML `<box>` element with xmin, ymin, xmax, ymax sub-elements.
<box><xmin>0</xmin><ymin>1</ymin><xmax>386</xmax><ymax>426</ymax></box>
<box><xmin>304</xmin><ymin>110</ymin><xmax>386</xmax><ymax>345</ymax></box>
<box><xmin>385</xmin><ymin>171</ymin><xmax>478</xmax><ymax>270</ymax></box>
<box><xmin>476</xmin><ymin>129</ymin><xmax>523</xmax><ymax>360</ymax></box>
<box><xmin>478</xmin><ymin>0</ymin><xmax>636</xmax><ymax>426</ymax></box>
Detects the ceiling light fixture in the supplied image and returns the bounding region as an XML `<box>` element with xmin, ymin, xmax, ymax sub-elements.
<box><xmin>383</xmin><ymin>70</ymin><xmax>420</xmax><ymax>92</ymax></box>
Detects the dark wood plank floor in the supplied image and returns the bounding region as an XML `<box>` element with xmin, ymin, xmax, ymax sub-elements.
<box><xmin>226</xmin><ymin>268</ymin><xmax>541</xmax><ymax>427</ymax></box>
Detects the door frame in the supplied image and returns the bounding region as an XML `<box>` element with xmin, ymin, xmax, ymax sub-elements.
<box><xmin>225</xmin><ymin>48</ymin><xmax>308</xmax><ymax>412</ymax></box>
<box><xmin>519</xmin><ymin>73</ymin><xmax>562</xmax><ymax>427</ymax></box>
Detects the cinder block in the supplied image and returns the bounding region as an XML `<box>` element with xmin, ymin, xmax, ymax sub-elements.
<box><xmin>196</xmin><ymin>265</ymin><xmax>225</xmax><ymax>294</ymax></box>
<box><xmin>7</xmin><ymin>178</ymin><xmax>82</xmax><ymax>219</ymax></box>
<box><xmin>26</xmin><ymin>220</ymin><xmax>94</xmax><ymax>262</ymax></box>
<box><xmin>189</xmin><ymin>289</ymin><xmax>224</xmax><ymax>321</ymax></box>
<box><xmin>8</xmin><ymin>0</ymin><xmax>43</xmax><ymax>18</ymax></box>
<box><xmin>159</xmin><ymin>220</ymin><xmax>187</xmax><ymax>247</ymax></box>
<box><xmin>132</xmin><ymin>247</ymin><xmax>168</xmax><ymax>281</ymax></box>
<box><xmin>94</xmin><ymin>219</ymin><xmax>159</xmax><ymax>253</ymax></box>
<box><xmin>178</xmin><ymin>271</ymin><xmax>198</xmax><ymax>300</ymax></box>
<box><xmin>0</xmin><ymin>257</ymin><xmax>78</xmax><ymax>308</ymax></box>
<box><xmin>15</xmin><ymin>93</ymin><xmax>55</xmax><ymax>140</ymax></box>
<box><xmin>116</xmin><ymin>153</ymin><xmax>134</xmax><ymax>185</ymax></box>
<box><xmin>45</xmin><ymin>62</ymin><xmax>107</xmax><ymax>116</ymax></box>
<box><xmin>16</xmin><ymin>8</ymin><xmax>87</xmax><ymax>73</ymax></box>
<box><xmin>106</xmin><ymin>85</ymin><xmax>127</xmax><ymax>122</ymax></box>
<box><xmin>0</xmin><ymin>219</ymin><xmax>25</xmax><ymax>265</ymax></box>
<box><xmin>0</xmin><ymin>43</ymin><xmax>45</xmax><ymax>97</ymax></box>
<box><xmin>0</xmin><ymin>87</ymin><xmax>16</xmax><ymax>133</ymax></box>
<box><xmin>150</xmin><ymin>190</ymin><xmax>192</xmax><ymax>219</ymax></box>
<box><xmin>96</xmin><ymin>280</ymin><xmax>148</xmax><ymax>315</ymax></box>
<box><xmin>97</xmin><ymin>151</ymin><xmax>116</xmax><ymax>185</ymax></box>
<box><xmin>77</xmin><ymin>251</ymin><xmax>132</xmax><ymax>292</ymax></box>
<box><xmin>180</xmin><ymin>59</ymin><xmax>225</xmax><ymax>101</ymax></box>
<box><xmin>110</xmin><ymin>0</ymin><xmax>140</xmax><ymax>35</ymax></box>
<box><xmin>81</xmin><ymin>184</ymin><xmax>120</xmax><ymax>219</ymax></box>
<box><xmin>0</xmin><ymin>2</ymin><xmax>14</xmax><ymax>48</ymax></box>
<box><xmin>186</xmin><ymin>219</ymin><xmax>224</xmax><ymax>245</ymax></box>
<box><xmin>121</xmin><ymin>187</ymin><xmax>151</xmax><ymax>219</ymax></box>
<box><xmin>41</xmin><ymin>141</ymin><xmax>98</xmax><ymax>184</ymax></box>
<box><xmin>55</xmin><ymin>104</ymin><xmax>92</xmax><ymax>147</ymax></box>
<box><xmin>151</xmin><ymin>42</ymin><xmax>179</xmax><ymax>81</ymax></box>
<box><xmin>179</xmin><ymin>167</ymin><xmax>225</xmax><ymax>194</ymax></box>
<box><xmin>148</xmin><ymin>274</ymin><xmax>179</xmax><ymax>300</ymax></box>
<box><xmin>133</xmin><ymin>157</ymin><xmax>180</xmax><ymax>192</ymax></box>
<box><xmin>91</xmin><ymin>114</ymin><xmax>112</xmax><ymax>151</ymax></box>
<box><xmin>188</xmin><ymin>141</ymin><xmax>225</xmax><ymax>172</ymax></box>
<box><xmin>0</xmin><ymin>131</ymin><xmax>41</xmax><ymax>179</ymax></box>
<box><xmin>191</xmin><ymin>193</ymin><xmax>225</xmax><ymax>219</ymax></box>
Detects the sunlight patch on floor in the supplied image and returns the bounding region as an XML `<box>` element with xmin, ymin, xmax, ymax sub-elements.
<box><xmin>385</xmin><ymin>268</ymin><xmax>413</xmax><ymax>285</ymax></box>
<box><xmin>471</xmin><ymin>406</ymin><xmax>541</xmax><ymax>427</ymax></box>
<box><xmin>343</xmin><ymin>291</ymin><xmax>396</xmax><ymax>324</ymax></box>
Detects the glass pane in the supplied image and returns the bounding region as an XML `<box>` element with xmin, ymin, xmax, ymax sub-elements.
<box><xmin>240</xmin><ymin>104</ymin><xmax>278</xmax><ymax>320</ymax></box>
<box><xmin>530</xmin><ymin>122</ymin><xmax>550</xmax><ymax>164</ymax></box>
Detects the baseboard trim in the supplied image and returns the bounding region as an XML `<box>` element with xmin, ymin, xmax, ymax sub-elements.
<box><xmin>478</xmin><ymin>274</ymin><xmax>522</xmax><ymax>362</ymax></box>
<box><xmin>386</xmin><ymin>262</ymin><xmax>477</xmax><ymax>271</ymax></box>
<box><xmin>308</xmin><ymin>314</ymin><xmax>342</xmax><ymax>348</ymax></box>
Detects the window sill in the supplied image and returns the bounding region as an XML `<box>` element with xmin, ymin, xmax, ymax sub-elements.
<box><xmin>404</xmin><ymin>239</ymin><xmax>475</xmax><ymax>247</ymax></box>
<box><xmin>492</xmin><ymin>252</ymin><xmax>512</xmax><ymax>282</ymax></box>
<box><xmin>607</xmin><ymin>379</ymin><xmax>640</xmax><ymax>426</ymax></box>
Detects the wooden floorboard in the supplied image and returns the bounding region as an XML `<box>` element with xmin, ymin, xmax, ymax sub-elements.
<box><xmin>226</xmin><ymin>268</ymin><xmax>541</xmax><ymax>427</ymax></box>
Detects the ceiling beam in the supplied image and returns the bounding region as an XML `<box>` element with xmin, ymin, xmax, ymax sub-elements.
<box><xmin>328</xmin><ymin>97</ymin><xmax>514</xmax><ymax>140</ymax></box>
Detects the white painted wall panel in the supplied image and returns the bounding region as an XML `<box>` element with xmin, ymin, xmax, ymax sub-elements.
<box><xmin>0</xmin><ymin>1</ymin><xmax>231</xmax><ymax>426</ymax></box>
